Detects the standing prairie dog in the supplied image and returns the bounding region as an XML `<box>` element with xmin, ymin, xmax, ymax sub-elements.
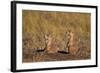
<box><xmin>45</xmin><ymin>34</ymin><xmax>59</xmax><ymax>53</ymax></box>
<box><xmin>67</xmin><ymin>30</ymin><xmax>79</xmax><ymax>55</ymax></box>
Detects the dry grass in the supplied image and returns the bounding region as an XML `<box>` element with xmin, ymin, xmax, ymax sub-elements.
<box><xmin>22</xmin><ymin>10</ymin><xmax>91</xmax><ymax>63</ymax></box>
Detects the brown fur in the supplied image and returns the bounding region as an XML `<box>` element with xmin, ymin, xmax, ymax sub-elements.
<box><xmin>67</xmin><ymin>31</ymin><xmax>79</xmax><ymax>55</ymax></box>
<box><xmin>45</xmin><ymin>34</ymin><xmax>59</xmax><ymax>53</ymax></box>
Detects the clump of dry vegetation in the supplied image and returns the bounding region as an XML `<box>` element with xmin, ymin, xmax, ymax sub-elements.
<box><xmin>22</xmin><ymin>10</ymin><xmax>91</xmax><ymax>63</ymax></box>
